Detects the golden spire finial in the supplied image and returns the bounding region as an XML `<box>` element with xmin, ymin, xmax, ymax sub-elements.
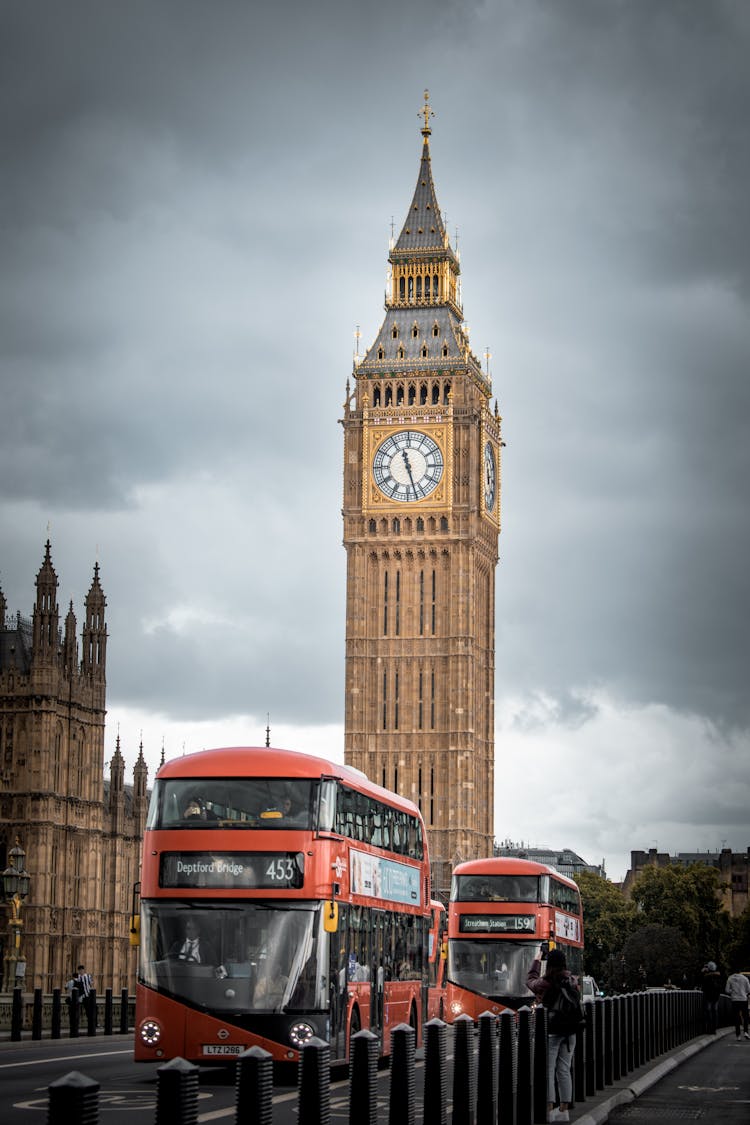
<box><xmin>420</xmin><ymin>89</ymin><xmax>434</xmax><ymax>138</ymax></box>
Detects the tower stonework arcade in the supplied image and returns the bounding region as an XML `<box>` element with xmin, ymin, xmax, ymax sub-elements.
<box><xmin>341</xmin><ymin>98</ymin><xmax>502</xmax><ymax>900</ymax></box>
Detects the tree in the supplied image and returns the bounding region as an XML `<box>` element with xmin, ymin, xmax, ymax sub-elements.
<box><xmin>576</xmin><ymin>871</ymin><xmax>637</xmax><ymax>985</ymax></box>
<box><xmin>621</xmin><ymin>924</ymin><xmax>693</xmax><ymax>989</ymax></box>
<box><xmin>629</xmin><ymin>863</ymin><xmax>731</xmax><ymax>970</ymax></box>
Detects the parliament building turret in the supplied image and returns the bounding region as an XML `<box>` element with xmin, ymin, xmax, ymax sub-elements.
<box><xmin>0</xmin><ymin>541</ymin><xmax>144</xmax><ymax>990</ymax></box>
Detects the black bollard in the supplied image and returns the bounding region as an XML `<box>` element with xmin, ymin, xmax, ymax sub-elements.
<box><xmin>11</xmin><ymin>986</ymin><xmax>23</xmax><ymax>1041</ymax></box>
<box><xmin>603</xmin><ymin>997</ymin><xmax>613</xmax><ymax>1086</ymax></box>
<box><xmin>69</xmin><ymin>990</ymin><xmax>80</xmax><ymax>1038</ymax></box>
<box><xmin>104</xmin><ymin>988</ymin><xmax>113</xmax><ymax>1035</ymax></box>
<box><xmin>422</xmin><ymin>1018</ymin><xmax>448</xmax><ymax>1125</ymax></box>
<box><xmin>119</xmin><ymin>988</ymin><xmax>129</xmax><ymax>1034</ymax></box>
<box><xmin>611</xmin><ymin>996</ymin><xmax>621</xmax><ymax>1082</ymax></box>
<box><xmin>51</xmin><ymin>988</ymin><xmax>62</xmax><ymax>1040</ymax></box>
<box><xmin>87</xmin><ymin>988</ymin><xmax>97</xmax><ymax>1036</ymax></box>
<box><xmin>298</xmin><ymin>1036</ymin><xmax>330</xmax><ymax>1125</ymax></box>
<box><xmin>236</xmin><ymin>1045</ymin><xmax>273</xmax><ymax>1125</ymax></box>
<box><xmin>497</xmin><ymin>1009</ymin><xmax>516</xmax><ymax>1125</ymax></box>
<box><xmin>156</xmin><ymin>1057</ymin><xmax>199</xmax><ymax>1125</ymax></box>
<box><xmin>584</xmin><ymin>1001</ymin><xmax>596</xmax><ymax>1098</ymax></box>
<box><xmin>593</xmin><ymin>998</ymin><xmax>605</xmax><ymax>1091</ymax></box>
<box><xmin>476</xmin><ymin>1013</ymin><xmax>498</xmax><ymax>1125</ymax></box>
<box><xmin>349</xmin><ymin>1028</ymin><xmax>378</xmax><ymax>1125</ymax></box>
<box><xmin>32</xmin><ymin>987</ymin><xmax>43</xmax><ymax>1040</ymax></box>
<box><xmin>516</xmin><ymin>1007</ymin><xmax>534</xmax><ymax>1125</ymax></box>
<box><xmin>48</xmin><ymin>1070</ymin><xmax>100</xmax><ymax>1125</ymax></box>
<box><xmin>573</xmin><ymin>1007</ymin><xmax>586</xmax><ymax>1107</ymax></box>
<box><xmin>389</xmin><ymin>1023</ymin><xmax>416</xmax><ymax>1125</ymax></box>
<box><xmin>452</xmin><ymin>1014</ymin><xmax>476</xmax><ymax>1125</ymax></box>
<box><xmin>533</xmin><ymin>1004</ymin><xmax>549</xmax><ymax>1124</ymax></box>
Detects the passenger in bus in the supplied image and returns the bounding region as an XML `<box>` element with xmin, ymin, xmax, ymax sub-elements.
<box><xmin>182</xmin><ymin>796</ymin><xmax>217</xmax><ymax>821</ymax></box>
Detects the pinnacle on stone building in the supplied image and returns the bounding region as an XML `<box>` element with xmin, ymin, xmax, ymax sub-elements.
<box><xmin>0</xmin><ymin>541</ymin><xmax>144</xmax><ymax>991</ymax></box>
<box><xmin>341</xmin><ymin>94</ymin><xmax>502</xmax><ymax>900</ymax></box>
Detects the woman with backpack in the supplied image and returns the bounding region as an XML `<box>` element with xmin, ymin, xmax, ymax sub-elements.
<box><xmin>527</xmin><ymin>944</ymin><xmax>584</xmax><ymax>1123</ymax></box>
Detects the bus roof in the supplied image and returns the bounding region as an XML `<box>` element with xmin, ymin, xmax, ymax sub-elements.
<box><xmin>157</xmin><ymin>745</ymin><xmax>423</xmax><ymax>819</ymax></box>
<box><xmin>452</xmin><ymin>856</ymin><xmax>579</xmax><ymax>888</ymax></box>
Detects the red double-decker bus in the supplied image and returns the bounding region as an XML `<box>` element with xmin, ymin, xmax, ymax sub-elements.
<box><xmin>446</xmin><ymin>857</ymin><xmax>584</xmax><ymax>1021</ymax></box>
<box><xmin>134</xmin><ymin>746</ymin><xmax>436</xmax><ymax>1064</ymax></box>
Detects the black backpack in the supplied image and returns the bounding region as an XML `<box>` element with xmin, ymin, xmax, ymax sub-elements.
<box><xmin>544</xmin><ymin>978</ymin><xmax>586</xmax><ymax>1036</ymax></box>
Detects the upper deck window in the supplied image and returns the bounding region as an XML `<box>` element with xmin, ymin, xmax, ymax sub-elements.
<box><xmin>146</xmin><ymin>778</ymin><xmax>316</xmax><ymax>830</ymax></box>
<box><xmin>451</xmin><ymin>874</ymin><xmax>540</xmax><ymax>903</ymax></box>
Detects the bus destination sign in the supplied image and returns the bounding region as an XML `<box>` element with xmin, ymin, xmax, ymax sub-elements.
<box><xmin>160</xmin><ymin>852</ymin><xmax>304</xmax><ymax>889</ymax></box>
<box><xmin>459</xmin><ymin>914</ymin><xmax>536</xmax><ymax>934</ymax></box>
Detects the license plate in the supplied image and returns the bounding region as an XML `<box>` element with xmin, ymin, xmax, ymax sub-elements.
<box><xmin>202</xmin><ymin>1044</ymin><xmax>245</xmax><ymax>1056</ymax></box>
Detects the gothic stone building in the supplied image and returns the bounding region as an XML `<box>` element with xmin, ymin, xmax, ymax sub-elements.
<box><xmin>0</xmin><ymin>541</ymin><xmax>146</xmax><ymax>991</ymax></box>
<box><xmin>342</xmin><ymin>97</ymin><xmax>502</xmax><ymax>900</ymax></box>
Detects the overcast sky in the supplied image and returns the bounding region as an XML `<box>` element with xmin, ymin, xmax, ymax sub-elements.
<box><xmin>2</xmin><ymin>0</ymin><xmax>748</xmax><ymax>882</ymax></box>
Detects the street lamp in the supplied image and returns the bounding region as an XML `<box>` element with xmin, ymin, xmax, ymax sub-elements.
<box><xmin>2</xmin><ymin>838</ymin><xmax>31</xmax><ymax>992</ymax></box>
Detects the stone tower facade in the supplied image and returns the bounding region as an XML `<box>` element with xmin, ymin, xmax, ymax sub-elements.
<box><xmin>0</xmin><ymin>541</ymin><xmax>146</xmax><ymax>991</ymax></box>
<box><xmin>342</xmin><ymin>98</ymin><xmax>502</xmax><ymax>899</ymax></box>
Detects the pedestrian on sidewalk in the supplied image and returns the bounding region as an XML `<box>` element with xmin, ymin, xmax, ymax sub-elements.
<box><xmin>527</xmin><ymin>944</ymin><xmax>583</xmax><ymax>1123</ymax></box>
<box><xmin>724</xmin><ymin>967</ymin><xmax>750</xmax><ymax>1040</ymax></box>
<box><xmin>700</xmin><ymin>961</ymin><xmax>723</xmax><ymax>1034</ymax></box>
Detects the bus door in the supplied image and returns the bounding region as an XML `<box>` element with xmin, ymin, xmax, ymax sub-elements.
<box><xmin>329</xmin><ymin>903</ymin><xmax>348</xmax><ymax>1059</ymax></box>
<box><xmin>370</xmin><ymin>910</ymin><xmax>386</xmax><ymax>1047</ymax></box>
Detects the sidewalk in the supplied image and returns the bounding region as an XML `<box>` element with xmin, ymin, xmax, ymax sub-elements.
<box><xmin>571</xmin><ymin>1027</ymin><xmax>745</xmax><ymax>1123</ymax></box>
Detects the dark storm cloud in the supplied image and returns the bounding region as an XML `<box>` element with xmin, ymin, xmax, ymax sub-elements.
<box><xmin>1</xmin><ymin>0</ymin><xmax>749</xmax><ymax>800</ymax></box>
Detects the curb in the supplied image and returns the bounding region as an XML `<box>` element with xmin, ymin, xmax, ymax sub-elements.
<box><xmin>572</xmin><ymin>1029</ymin><xmax>732</xmax><ymax>1125</ymax></box>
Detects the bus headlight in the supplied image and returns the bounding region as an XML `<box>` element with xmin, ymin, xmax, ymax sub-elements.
<box><xmin>450</xmin><ymin>1000</ymin><xmax>463</xmax><ymax>1016</ymax></box>
<box><xmin>139</xmin><ymin>1019</ymin><xmax>162</xmax><ymax>1046</ymax></box>
<box><xmin>289</xmin><ymin>1021</ymin><xmax>315</xmax><ymax>1048</ymax></box>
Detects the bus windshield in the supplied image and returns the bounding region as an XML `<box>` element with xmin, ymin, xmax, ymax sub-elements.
<box><xmin>146</xmin><ymin>778</ymin><xmax>317</xmax><ymax>829</ymax></box>
<box><xmin>447</xmin><ymin>939</ymin><xmax>535</xmax><ymax>1004</ymax></box>
<box><xmin>139</xmin><ymin>901</ymin><xmax>329</xmax><ymax>1013</ymax></box>
<box><xmin>451</xmin><ymin>874</ymin><xmax>539</xmax><ymax>903</ymax></box>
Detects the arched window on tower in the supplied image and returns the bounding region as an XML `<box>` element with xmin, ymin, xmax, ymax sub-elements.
<box><xmin>412</xmin><ymin>323</ymin><xmax>419</xmax><ymax>338</ymax></box>
<box><xmin>398</xmin><ymin>346</ymin><xmax>405</xmax><ymax>360</ymax></box>
<box><xmin>408</xmin><ymin>276</ymin><xmax>414</xmax><ymax>299</ymax></box>
<box><xmin>392</xmin><ymin>324</ymin><xmax>399</xmax><ymax>338</ymax></box>
<box><xmin>416</xmin><ymin>517</ymin><xmax>424</xmax><ymax>532</ymax></box>
<box><xmin>408</xmin><ymin>383</ymin><xmax>416</xmax><ymax>405</ymax></box>
<box><xmin>373</xmin><ymin>386</ymin><xmax>381</xmax><ymax>406</ymax></box>
<box><xmin>433</xmin><ymin>273</ymin><xmax>439</xmax><ymax>297</ymax></box>
<box><xmin>392</xmin><ymin>518</ymin><xmax>400</xmax><ymax>534</ymax></box>
<box><xmin>399</xmin><ymin>277</ymin><xmax>405</xmax><ymax>300</ymax></box>
<box><xmin>442</xmin><ymin>344</ymin><xmax>449</xmax><ymax>357</ymax></box>
<box><xmin>377</xmin><ymin>346</ymin><xmax>384</xmax><ymax>360</ymax></box>
<box><xmin>420</xmin><ymin>382</ymin><xmax>427</xmax><ymax>405</ymax></box>
<box><xmin>443</xmin><ymin>381</ymin><xmax>451</xmax><ymax>403</ymax></box>
<box><xmin>421</xmin><ymin>345</ymin><xmax>428</xmax><ymax>358</ymax></box>
<box><xmin>396</xmin><ymin>384</ymin><xmax>404</xmax><ymax>405</ymax></box>
<box><xmin>416</xmin><ymin>276</ymin><xmax>422</xmax><ymax>299</ymax></box>
<box><xmin>369</xmin><ymin>519</ymin><xmax>376</xmax><ymax>534</ymax></box>
<box><xmin>432</xmin><ymin>383</ymin><xmax>440</xmax><ymax>405</ymax></box>
<box><xmin>440</xmin><ymin>516</ymin><xmax>449</xmax><ymax>532</ymax></box>
<box><xmin>432</xmin><ymin>323</ymin><xmax>440</xmax><ymax>337</ymax></box>
<box><xmin>424</xmin><ymin>275</ymin><xmax>431</xmax><ymax>298</ymax></box>
<box><xmin>385</xmin><ymin>385</ymin><xmax>393</xmax><ymax>405</ymax></box>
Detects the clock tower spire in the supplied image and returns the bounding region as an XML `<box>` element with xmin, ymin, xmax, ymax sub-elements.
<box><xmin>341</xmin><ymin>98</ymin><xmax>502</xmax><ymax>899</ymax></box>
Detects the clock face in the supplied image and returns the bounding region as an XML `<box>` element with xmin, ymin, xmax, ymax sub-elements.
<box><xmin>484</xmin><ymin>441</ymin><xmax>496</xmax><ymax>511</ymax></box>
<box><xmin>373</xmin><ymin>430</ymin><xmax>444</xmax><ymax>502</ymax></box>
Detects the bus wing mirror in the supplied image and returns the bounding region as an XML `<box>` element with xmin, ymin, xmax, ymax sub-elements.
<box><xmin>129</xmin><ymin>915</ymin><xmax>141</xmax><ymax>947</ymax></box>
<box><xmin>323</xmin><ymin>901</ymin><xmax>339</xmax><ymax>933</ymax></box>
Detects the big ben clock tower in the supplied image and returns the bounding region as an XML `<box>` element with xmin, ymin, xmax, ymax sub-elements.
<box><xmin>342</xmin><ymin>94</ymin><xmax>502</xmax><ymax>899</ymax></box>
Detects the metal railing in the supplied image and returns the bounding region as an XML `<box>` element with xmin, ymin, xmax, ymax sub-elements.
<box><xmin>44</xmin><ymin>989</ymin><xmax>705</xmax><ymax>1125</ymax></box>
<box><xmin>2</xmin><ymin>986</ymin><xmax>134</xmax><ymax>1039</ymax></box>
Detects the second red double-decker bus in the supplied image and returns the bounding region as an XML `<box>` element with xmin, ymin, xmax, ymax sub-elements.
<box><xmin>446</xmin><ymin>857</ymin><xmax>584</xmax><ymax>1021</ymax></box>
<box><xmin>135</xmin><ymin>746</ymin><xmax>436</xmax><ymax>1065</ymax></box>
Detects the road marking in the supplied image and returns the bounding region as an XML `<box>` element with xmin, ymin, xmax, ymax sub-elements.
<box><xmin>0</xmin><ymin>1048</ymin><xmax>133</xmax><ymax>1069</ymax></box>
